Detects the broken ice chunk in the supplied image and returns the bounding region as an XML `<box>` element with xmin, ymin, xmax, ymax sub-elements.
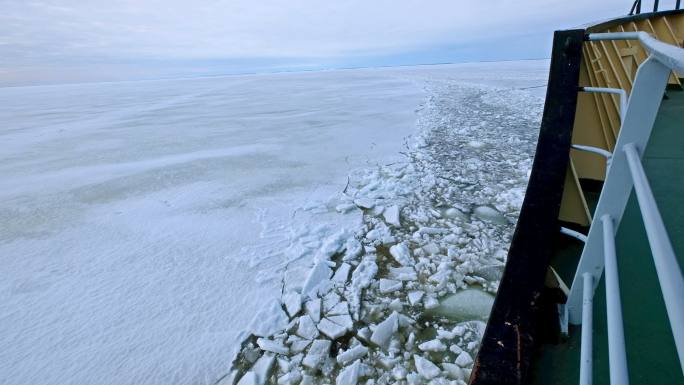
<box><xmin>337</xmin><ymin>345</ymin><xmax>369</xmax><ymax>365</ymax></box>
<box><xmin>336</xmin><ymin>202</ymin><xmax>357</xmax><ymax>213</ymax></box>
<box><xmin>417</xmin><ymin>339</ymin><xmax>446</xmax><ymax>352</ymax></box>
<box><xmin>342</xmin><ymin>239</ymin><xmax>362</xmax><ymax>261</ymax></box>
<box><xmin>388</xmin><ymin>266</ymin><xmax>418</xmax><ymax>281</ymax></box>
<box><xmin>256</xmin><ymin>338</ymin><xmax>289</xmax><ymax>355</ymax></box>
<box><xmin>251</xmin><ymin>300</ymin><xmax>289</xmax><ymax>337</ymax></box>
<box><xmin>332</xmin><ymin>263</ymin><xmax>352</xmax><ymax>283</ymax></box>
<box><xmin>388</xmin><ymin>298</ymin><xmax>403</xmax><ymax>312</ymax></box>
<box><xmin>277</xmin><ymin>370</ymin><xmax>302</xmax><ymax>385</ymax></box>
<box><xmin>296</xmin><ymin>315</ymin><xmax>319</xmax><ymax>340</ymax></box>
<box><xmin>406</xmin><ymin>332</ymin><xmax>416</xmax><ymax>350</ymax></box>
<box><xmin>423</xmin><ymin>295</ymin><xmax>439</xmax><ymax>309</ymax></box>
<box><xmin>323</xmin><ymin>292</ymin><xmax>341</xmax><ymax>312</ymax></box>
<box><xmin>426</xmin><ymin>289</ymin><xmax>494</xmax><ymax>321</ymax></box>
<box><xmin>328</xmin><ymin>314</ymin><xmax>353</xmax><ymax>330</ymax></box>
<box><xmin>378</xmin><ymin>279</ymin><xmax>402</xmax><ymax>293</ymax></box>
<box><xmin>304</xmin><ymin>298</ymin><xmax>321</xmax><ymax>323</ymax></box>
<box><xmin>251</xmin><ymin>353</ymin><xmax>276</xmax><ymax>385</ymax></box>
<box><xmin>318</xmin><ymin>318</ymin><xmax>348</xmax><ymax>340</ymax></box>
<box><xmin>349</xmin><ymin>258</ymin><xmax>378</xmax><ymax>316</ymax></box>
<box><xmin>455</xmin><ymin>351</ymin><xmax>473</xmax><ymax>367</ymax></box>
<box><xmin>398</xmin><ymin>313</ymin><xmax>415</xmax><ymax>327</ymax></box>
<box><xmin>389</xmin><ymin>243</ymin><xmax>414</xmax><ymax>266</ymax></box>
<box><xmin>392</xmin><ymin>366</ymin><xmax>407</xmax><ymax>380</ymax></box>
<box><xmin>407</xmin><ymin>372</ymin><xmax>422</xmax><ymax>385</ymax></box>
<box><xmin>302</xmin><ymin>262</ymin><xmax>333</xmax><ymax>299</ymax></box>
<box><xmin>370</xmin><ymin>311</ymin><xmax>399</xmax><ymax>348</ymax></box>
<box><xmin>302</xmin><ymin>340</ymin><xmax>332</xmax><ymax>369</ymax></box>
<box><xmin>472</xmin><ymin>206</ymin><xmax>506</xmax><ymax>225</ymax></box>
<box><xmin>350</xmin><ymin>259</ymin><xmax>378</xmax><ymax>289</ymax></box>
<box><xmin>452</xmin><ymin>325</ymin><xmax>466</xmax><ymax>337</ymax></box>
<box><xmin>282</xmin><ymin>292</ymin><xmax>302</xmax><ymax>318</ymax></box>
<box><xmin>418</xmin><ymin>227</ymin><xmax>448</xmax><ymax>235</ymax></box>
<box><xmin>436</xmin><ymin>328</ymin><xmax>457</xmax><ymax>340</ymax></box>
<box><xmin>354</xmin><ymin>198</ymin><xmax>374</xmax><ymax>209</ymax></box>
<box><xmin>444</xmin><ymin>207</ymin><xmax>466</xmax><ymax>220</ymax></box>
<box><xmin>326</xmin><ymin>301</ymin><xmax>349</xmax><ymax>316</ymax></box>
<box><xmin>383</xmin><ymin>205</ymin><xmax>401</xmax><ymax>227</ymax></box>
<box><xmin>336</xmin><ymin>360</ymin><xmax>361</xmax><ymax>385</ymax></box>
<box><xmin>473</xmin><ymin>264</ymin><xmax>503</xmax><ymax>282</ymax></box>
<box><xmin>407</xmin><ymin>291</ymin><xmax>424</xmax><ymax>305</ymax></box>
<box><xmin>289</xmin><ymin>337</ymin><xmax>312</xmax><ymax>353</ymax></box>
<box><xmin>442</xmin><ymin>363</ymin><xmax>464</xmax><ymax>381</ymax></box>
<box><xmin>421</xmin><ymin>242</ymin><xmax>440</xmax><ymax>255</ymax></box>
<box><xmin>357</xmin><ymin>327</ymin><xmax>372</xmax><ymax>343</ymax></box>
<box><xmin>413</xmin><ymin>355</ymin><xmax>441</xmax><ymax>379</ymax></box>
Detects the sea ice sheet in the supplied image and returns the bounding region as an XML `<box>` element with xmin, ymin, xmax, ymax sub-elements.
<box><xmin>0</xmin><ymin>60</ymin><xmax>549</xmax><ymax>385</ymax></box>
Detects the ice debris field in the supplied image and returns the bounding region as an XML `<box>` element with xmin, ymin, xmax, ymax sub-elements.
<box><xmin>0</xmin><ymin>60</ymin><xmax>548</xmax><ymax>385</ymax></box>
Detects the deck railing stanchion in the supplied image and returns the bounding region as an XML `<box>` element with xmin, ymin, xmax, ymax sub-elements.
<box><xmin>580</xmin><ymin>272</ymin><xmax>594</xmax><ymax>385</ymax></box>
<box><xmin>601</xmin><ymin>215</ymin><xmax>630</xmax><ymax>385</ymax></box>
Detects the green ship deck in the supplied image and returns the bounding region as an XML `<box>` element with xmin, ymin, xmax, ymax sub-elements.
<box><xmin>531</xmin><ymin>86</ymin><xmax>684</xmax><ymax>385</ymax></box>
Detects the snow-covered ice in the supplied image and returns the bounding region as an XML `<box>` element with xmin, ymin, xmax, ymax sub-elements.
<box><xmin>229</xmin><ymin>60</ymin><xmax>548</xmax><ymax>385</ymax></box>
<box><xmin>0</xmin><ymin>60</ymin><xmax>549</xmax><ymax>385</ymax></box>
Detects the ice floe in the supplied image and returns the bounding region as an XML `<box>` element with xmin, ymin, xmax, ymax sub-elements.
<box><xmin>383</xmin><ymin>205</ymin><xmax>401</xmax><ymax>227</ymax></box>
<box><xmin>413</xmin><ymin>355</ymin><xmax>441</xmax><ymax>380</ymax></box>
<box><xmin>389</xmin><ymin>242</ymin><xmax>414</xmax><ymax>266</ymax></box>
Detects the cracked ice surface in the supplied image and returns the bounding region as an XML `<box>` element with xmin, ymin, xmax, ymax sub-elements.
<box><xmin>0</xmin><ymin>60</ymin><xmax>548</xmax><ymax>385</ymax></box>
<box><xmin>230</xmin><ymin>62</ymin><xmax>547</xmax><ymax>385</ymax></box>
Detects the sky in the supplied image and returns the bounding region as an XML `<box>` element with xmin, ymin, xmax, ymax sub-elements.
<box><xmin>0</xmin><ymin>0</ymin><xmax>644</xmax><ymax>86</ymax></box>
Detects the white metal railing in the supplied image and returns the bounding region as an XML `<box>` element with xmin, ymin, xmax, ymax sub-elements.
<box><xmin>572</xmin><ymin>85</ymin><xmax>625</xmax><ymax>166</ymax></box>
<box><xmin>571</xmin><ymin>144</ymin><xmax>613</xmax><ymax>161</ymax></box>
<box><xmin>561</xmin><ymin>226</ymin><xmax>589</xmax><ymax>243</ymax></box>
<box><xmin>579</xmin><ymin>86</ymin><xmax>628</xmax><ymax>122</ymax></box>
<box><xmin>564</xmin><ymin>31</ymin><xmax>684</xmax><ymax>384</ymax></box>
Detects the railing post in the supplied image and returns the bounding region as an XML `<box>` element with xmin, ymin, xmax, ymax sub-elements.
<box><xmin>601</xmin><ymin>215</ymin><xmax>630</xmax><ymax>385</ymax></box>
<box><xmin>629</xmin><ymin>0</ymin><xmax>638</xmax><ymax>14</ymax></box>
<box><xmin>579</xmin><ymin>272</ymin><xmax>594</xmax><ymax>385</ymax></box>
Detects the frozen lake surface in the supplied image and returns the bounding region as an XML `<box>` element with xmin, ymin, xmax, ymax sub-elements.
<box><xmin>0</xmin><ymin>61</ymin><xmax>548</xmax><ymax>385</ymax></box>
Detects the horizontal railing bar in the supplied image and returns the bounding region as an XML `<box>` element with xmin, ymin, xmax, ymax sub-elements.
<box><xmin>587</xmin><ymin>31</ymin><xmax>642</xmax><ymax>41</ymax></box>
<box><xmin>579</xmin><ymin>86</ymin><xmax>628</xmax><ymax>122</ymax></box>
<box><xmin>586</xmin><ymin>32</ymin><xmax>684</xmax><ymax>75</ymax></box>
<box><xmin>560</xmin><ymin>226</ymin><xmax>588</xmax><ymax>242</ymax></box>
<box><xmin>623</xmin><ymin>143</ymin><xmax>684</xmax><ymax>371</ymax></box>
<box><xmin>601</xmin><ymin>214</ymin><xmax>630</xmax><ymax>385</ymax></box>
<box><xmin>572</xmin><ymin>144</ymin><xmax>613</xmax><ymax>160</ymax></box>
<box><xmin>580</xmin><ymin>272</ymin><xmax>594</xmax><ymax>385</ymax></box>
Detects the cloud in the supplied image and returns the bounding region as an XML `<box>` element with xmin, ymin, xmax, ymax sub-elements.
<box><xmin>0</xmin><ymin>0</ymin><xmax>631</xmax><ymax>84</ymax></box>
